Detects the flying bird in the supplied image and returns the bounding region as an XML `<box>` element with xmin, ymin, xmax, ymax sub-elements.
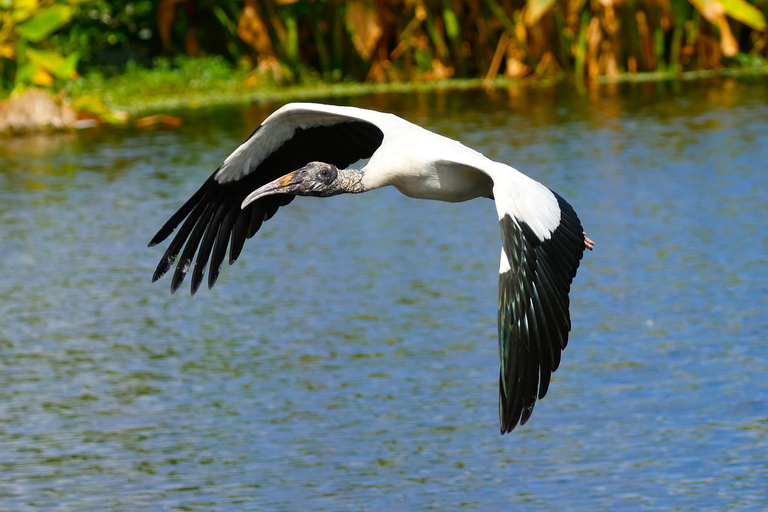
<box><xmin>149</xmin><ymin>103</ymin><xmax>593</xmax><ymax>434</ymax></box>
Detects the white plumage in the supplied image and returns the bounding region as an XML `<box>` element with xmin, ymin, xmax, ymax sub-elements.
<box><xmin>150</xmin><ymin>102</ymin><xmax>592</xmax><ymax>434</ymax></box>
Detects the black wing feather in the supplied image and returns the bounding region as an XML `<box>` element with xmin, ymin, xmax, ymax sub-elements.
<box><xmin>208</xmin><ymin>207</ymin><xmax>238</xmax><ymax>289</ymax></box>
<box><xmin>191</xmin><ymin>195</ymin><xmax>229</xmax><ymax>295</ymax></box>
<box><xmin>228</xmin><ymin>202</ymin><xmax>251</xmax><ymax>265</ymax></box>
<box><xmin>152</xmin><ymin>196</ymin><xmax>210</xmax><ymax>282</ymax></box>
<box><xmin>170</xmin><ymin>200</ymin><xmax>216</xmax><ymax>294</ymax></box>
<box><xmin>498</xmin><ymin>191</ymin><xmax>587</xmax><ymax>434</ymax></box>
<box><xmin>148</xmin><ymin>176</ymin><xmax>213</xmax><ymax>247</ymax></box>
<box><xmin>150</xmin><ymin>119</ymin><xmax>384</xmax><ymax>293</ymax></box>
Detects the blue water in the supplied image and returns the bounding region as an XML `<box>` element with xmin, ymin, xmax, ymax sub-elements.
<box><xmin>1</xmin><ymin>78</ymin><xmax>767</xmax><ymax>510</ymax></box>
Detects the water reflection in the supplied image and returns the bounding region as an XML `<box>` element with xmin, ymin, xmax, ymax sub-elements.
<box><xmin>1</xmin><ymin>78</ymin><xmax>767</xmax><ymax>511</ymax></box>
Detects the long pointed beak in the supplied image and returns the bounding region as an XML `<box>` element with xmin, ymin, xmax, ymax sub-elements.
<box><xmin>241</xmin><ymin>171</ymin><xmax>301</xmax><ymax>209</ymax></box>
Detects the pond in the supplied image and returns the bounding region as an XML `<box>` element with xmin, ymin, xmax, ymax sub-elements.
<box><xmin>1</xmin><ymin>78</ymin><xmax>767</xmax><ymax>511</ymax></box>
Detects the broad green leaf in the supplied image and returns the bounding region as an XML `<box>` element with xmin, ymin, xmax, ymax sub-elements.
<box><xmin>16</xmin><ymin>4</ymin><xmax>72</xmax><ymax>42</ymax></box>
<box><xmin>10</xmin><ymin>0</ymin><xmax>39</xmax><ymax>23</ymax></box>
<box><xmin>15</xmin><ymin>62</ymin><xmax>36</xmax><ymax>84</ymax></box>
<box><xmin>60</xmin><ymin>52</ymin><xmax>79</xmax><ymax>78</ymax></box>
<box><xmin>26</xmin><ymin>48</ymin><xmax>65</xmax><ymax>70</ymax></box>
<box><xmin>689</xmin><ymin>0</ymin><xmax>766</xmax><ymax>30</ymax></box>
<box><xmin>26</xmin><ymin>47</ymin><xmax>78</xmax><ymax>79</ymax></box>
<box><xmin>718</xmin><ymin>0</ymin><xmax>766</xmax><ymax>30</ymax></box>
<box><xmin>524</xmin><ymin>0</ymin><xmax>558</xmax><ymax>26</ymax></box>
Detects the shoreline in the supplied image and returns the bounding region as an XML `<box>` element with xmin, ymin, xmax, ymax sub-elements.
<box><xmin>2</xmin><ymin>65</ymin><xmax>767</xmax><ymax>135</ymax></box>
<box><xmin>107</xmin><ymin>66</ymin><xmax>768</xmax><ymax>116</ymax></box>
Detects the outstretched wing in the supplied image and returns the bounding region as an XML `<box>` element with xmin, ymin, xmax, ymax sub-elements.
<box><xmin>496</xmin><ymin>190</ymin><xmax>587</xmax><ymax>433</ymax></box>
<box><xmin>149</xmin><ymin>103</ymin><xmax>385</xmax><ymax>295</ymax></box>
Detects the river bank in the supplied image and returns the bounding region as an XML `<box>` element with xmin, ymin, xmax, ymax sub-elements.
<box><xmin>3</xmin><ymin>60</ymin><xmax>768</xmax><ymax>135</ymax></box>
<box><xmin>75</xmin><ymin>60</ymin><xmax>768</xmax><ymax>116</ymax></box>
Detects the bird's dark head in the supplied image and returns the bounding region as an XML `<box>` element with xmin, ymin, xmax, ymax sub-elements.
<box><xmin>242</xmin><ymin>161</ymin><xmax>352</xmax><ymax>208</ymax></box>
<box><xmin>280</xmin><ymin>161</ymin><xmax>341</xmax><ymax>197</ymax></box>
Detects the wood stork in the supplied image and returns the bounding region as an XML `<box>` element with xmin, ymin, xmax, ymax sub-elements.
<box><xmin>149</xmin><ymin>103</ymin><xmax>593</xmax><ymax>434</ymax></box>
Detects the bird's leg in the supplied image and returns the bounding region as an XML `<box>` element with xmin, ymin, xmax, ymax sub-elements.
<box><xmin>584</xmin><ymin>233</ymin><xmax>595</xmax><ymax>251</ymax></box>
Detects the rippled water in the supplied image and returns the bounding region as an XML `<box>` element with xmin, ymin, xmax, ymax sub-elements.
<box><xmin>1</xmin><ymin>78</ymin><xmax>767</xmax><ymax>511</ymax></box>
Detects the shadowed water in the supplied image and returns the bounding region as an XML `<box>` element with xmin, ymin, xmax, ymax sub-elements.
<box><xmin>1</xmin><ymin>78</ymin><xmax>767</xmax><ymax>511</ymax></box>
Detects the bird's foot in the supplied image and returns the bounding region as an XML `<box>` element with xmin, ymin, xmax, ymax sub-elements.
<box><xmin>584</xmin><ymin>233</ymin><xmax>595</xmax><ymax>251</ymax></box>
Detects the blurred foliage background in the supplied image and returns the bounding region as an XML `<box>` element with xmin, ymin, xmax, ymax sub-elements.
<box><xmin>1</xmin><ymin>0</ymin><xmax>767</xmax><ymax>96</ymax></box>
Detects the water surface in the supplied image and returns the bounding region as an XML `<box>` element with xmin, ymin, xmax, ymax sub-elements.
<box><xmin>1</xmin><ymin>78</ymin><xmax>767</xmax><ymax>510</ymax></box>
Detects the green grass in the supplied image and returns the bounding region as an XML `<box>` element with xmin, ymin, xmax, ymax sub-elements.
<box><xmin>72</xmin><ymin>56</ymin><xmax>255</xmax><ymax>113</ymax></box>
<box><xmin>69</xmin><ymin>56</ymin><xmax>768</xmax><ymax>116</ymax></box>
<box><xmin>597</xmin><ymin>66</ymin><xmax>768</xmax><ymax>84</ymax></box>
<box><xmin>72</xmin><ymin>56</ymin><xmax>549</xmax><ymax>115</ymax></box>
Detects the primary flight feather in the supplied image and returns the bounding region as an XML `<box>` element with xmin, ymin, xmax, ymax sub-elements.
<box><xmin>150</xmin><ymin>102</ymin><xmax>593</xmax><ymax>434</ymax></box>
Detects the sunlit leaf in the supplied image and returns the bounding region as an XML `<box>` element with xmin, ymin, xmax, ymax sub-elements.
<box><xmin>524</xmin><ymin>0</ymin><xmax>558</xmax><ymax>26</ymax></box>
<box><xmin>237</xmin><ymin>4</ymin><xmax>274</xmax><ymax>55</ymax></box>
<box><xmin>0</xmin><ymin>43</ymin><xmax>15</xmax><ymax>59</ymax></box>
<box><xmin>443</xmin><ymin>8</ymin><xmax>460</xmax><ymax>40</ymax></box>
<box><xmin>72</xmin><ymin>95</ymin><xmax>130</xmax><ymax>124</ymax></box>
<box><xmin>689</xmin><ymin>0</ymin><xmax>766</xmax><ymax>30</ymax></box>
<box><xmin>345</xmin><ymin>0</ymin><xmax>382</xmax><ymax>61</ymax></box>
<box><xmin>715</xmin><ymin>16</ymin><xmax>739</xmax><ymax>56</ymax></box>
<box><xmin>689</xmin><ymin>0</ymin><xmax>740</xmax><ymax>56</ymax></box>
<box><xmin>10</xmin><ymin>0</ymin><xmax>39</xmax><ymax>23</ymax></box>
<box><xmin>61</xmin><ymin>52</ymin><xmax>79</xmax><ymax>79</ymax></box>
<box><xmin>689</xmin><ymin>0</ymin><xmax>724</xmax><ymax>20</ymax></box>
<box><xmin>15</xmin><ymin>4</ymin><xmax>71</xmax><ymax>42</ymax></box>
<box><xmin>26</xmin><ymin>48</ymin><xmax>64</xmax><ymax>70</ymax></box>
<box><xmin>717</xmin><ymin>0</ymin><xmax>766</xmax><ymax>30</ymax></box>
<box><xmin>26</xmin><ymin>48</ymin><xmax>79</xmax><ymax>79</ymax></box>
<box><xmin>30</xmin><ymin>66</ymin><xmax>54</xmax><ymax>86</ymax></box>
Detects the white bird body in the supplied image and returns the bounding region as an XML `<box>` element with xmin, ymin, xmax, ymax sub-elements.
<box><xmin>150</xmin><ymin>102</ymin><xmax>592</xmax><ymax>434</ymax></box>
<box><xmin>370</xmin><ymin>140</ymin><xmax>493</xmax><ymax>202</ymax></box>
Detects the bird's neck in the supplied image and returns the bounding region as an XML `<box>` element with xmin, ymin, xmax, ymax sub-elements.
<box><xmin>338</xmin><ymin>168</ymin><xmax>366</xmax><ymax>194</ymax></box>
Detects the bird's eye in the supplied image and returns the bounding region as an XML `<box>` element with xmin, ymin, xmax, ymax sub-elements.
<box><xmin>320</xmin><ymin>169</ymin><xmax>328</xmax><ymax>177</ymax></box>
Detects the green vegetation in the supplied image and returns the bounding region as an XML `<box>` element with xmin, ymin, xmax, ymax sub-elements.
<box><xmin>72</xmin><ymin>56</ymin><xmax>253</xmax><ymax>111</ymax></box>
<box><xmin>0</xmin><ymin>0</ymin><xmax>81</xmax><ymax>92</ymax></box>
<box><xmin>71</xmin><ymin>55</ymin><xmax>570</xmax><ymax>114</ymax></box>
<box><xmin>2</xmin><ymin>0</ymin><xmax>768</xmax><ymax>113</ymax></box>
